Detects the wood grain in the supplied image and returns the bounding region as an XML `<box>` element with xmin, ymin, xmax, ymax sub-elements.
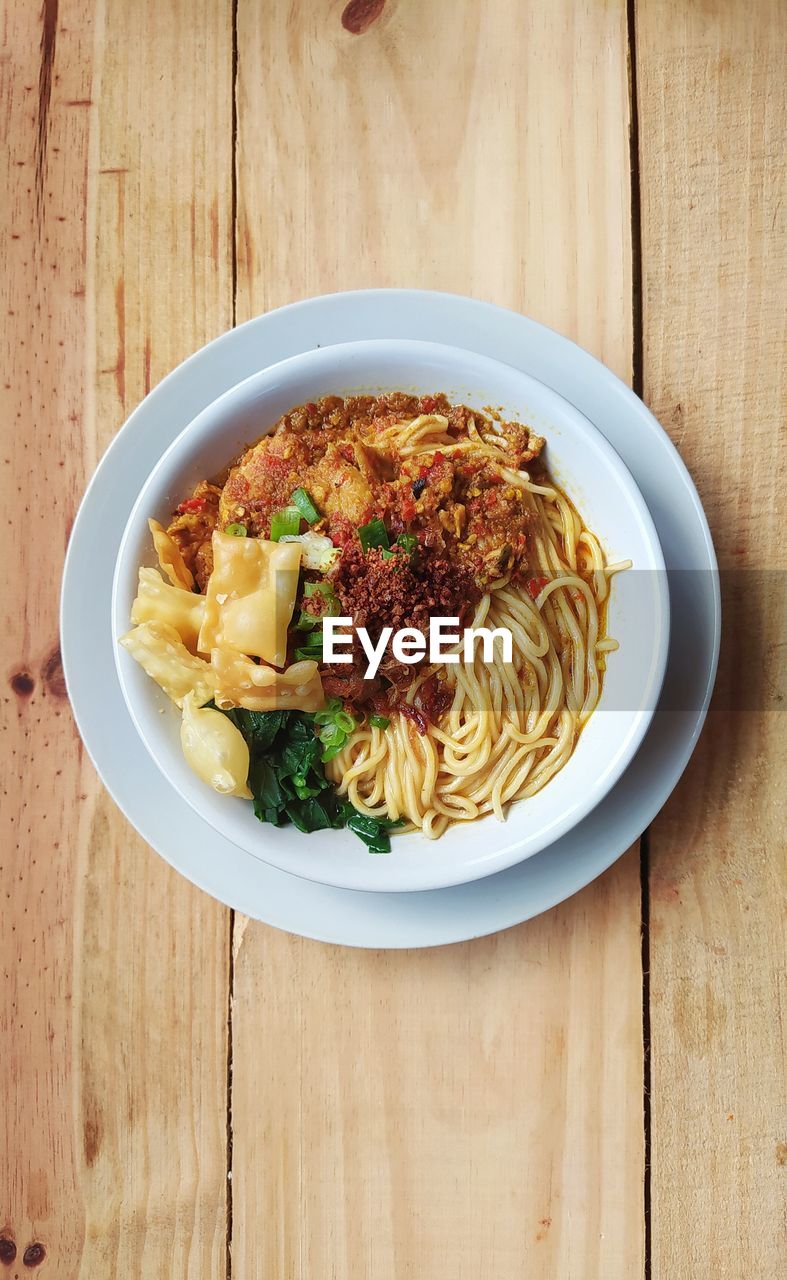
<box><xmin>5</xmin><ymin>0</ymin><xmax>782</xmax><ymax>1273</ymax></box>
<box><xmin>235</xmin><ymin>0</ymin><xmax>634</xmax><ymax>383</ymax></box>
<box><xmin>232</xmin><ymin>2</ymin><xmax>644</xmax><ymax>1276</ymax></box>
<box><xmin>636</xmin><ymin>1</ymin><xmax>787</xmax><ymax>1275</ymax></box>
<box><xmin>1</xmin><ymin>4</ymin><xmax>94</xmax><ymax>1266</ymax></box>
<box><xmin>1</xmin><ymin>2</ymin><xmax>233</xmax><ymax>1275</ymax></box>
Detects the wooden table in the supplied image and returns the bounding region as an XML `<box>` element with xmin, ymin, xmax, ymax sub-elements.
<box><xmin>2</xmin><ymin>2</ymin><xmax>784</xmax><ymax>1275</ymax></box>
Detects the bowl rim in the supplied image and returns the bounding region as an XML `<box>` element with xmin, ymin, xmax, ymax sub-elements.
<box><xmin>111</xmin><ymin>336</ymin><xmax>670</xmax><ymax>891</ymax></box>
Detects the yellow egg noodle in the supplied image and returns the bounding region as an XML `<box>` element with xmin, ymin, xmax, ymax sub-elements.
<box><xmin>120</xmin><ymin>408</ymin><xmax>628</xmax><ymax>840</ymax></box>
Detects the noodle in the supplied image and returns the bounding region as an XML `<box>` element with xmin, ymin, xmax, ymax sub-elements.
<box><xmin>146</xmin><ymin>394</ymin><xmax>629</xmax><ymax>849</ymax></box>
<box><xmin>326</xmin><ymin>411</ymin><xmax>626</xmax><ymax>838</ymax></box>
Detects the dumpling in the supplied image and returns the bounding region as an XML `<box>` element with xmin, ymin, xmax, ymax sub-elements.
<box><xmin>180</xmin><ymin>693</ymin><xmax>251</xmax><ymax>798</ymax></box>
<box><xmin>119</xmin><ymin>620</ymin><xmax>215</xmax><ymax>708</ymax></box>
<box><xmin>198</xmin><ymin>532</ymin><xmax>301</xmax><ymax>667</ymax></box>
<box><xmin>212</xmin><ymin>648</ymin><xmax>324</xmax><ymax>713</ymax></box>
<box><xmin>131</xmin><ymin>566</ymin><xmax>206</xmax><ymax>653</ymax></box>
<box><xmin>148</xmin><ymin>517</ymin><xmax>194</xmax><ymax>590</ymax></box>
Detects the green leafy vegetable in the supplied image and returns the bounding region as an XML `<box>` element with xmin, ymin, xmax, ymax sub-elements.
<box><xmin>291</xmin><ymin>487</ymin><xmax>320</xmax><ymax>524</ymax></box>
<box><xmin>286</xmin><ymin>796</ymin><xmax>335</xmax><ymax>832</ymax></box>
<box><xmin>212</xmin><ymin>704</ymin><xmax>399</xmax><ymax>852</ymax></box>
<box><xmin>342</xmin><ymin>805</ymin><xmax>403</xmax><ymax>854</ymax></box>
<box><xmin>236</xmin><ymin>707</ymin><xmax>287</xmax><ymax>749</ymax></box>
<box><xmin>248</xmin><ymin>756</ymin><xmax>287</xmax><ymax>821</ymax></box>
<box><xmin>270</xmin><ymin>506</ymin><xmax>302</xmax><ymax>541</ymax></box>
<box><xmin>210</xmin><ymin>704</ymin><xmax>288</xmax><ymax>755</ymax></box>
<box><xmin>357</xmin><ymin>517</ymin><xmax>389</xmax><ymax>552</ymax></box>
<box><xmin>224</xmin><ymin>522</ymin><xmax>247</xmax><ymax>537</ymax></box>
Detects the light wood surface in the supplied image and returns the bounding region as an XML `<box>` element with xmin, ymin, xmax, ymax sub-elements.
<box><xmin>636</xmin><ymin>0</ymin><xmax>787</xmax><ymax>1273</ymax></box>
<box><xmin>231</xmin><ymin>3</ymin><xmax>643</xmax><ymax>1278</ymax></box>
<box><xmin>1</xmin><ymin>0</ymin><xmax>783</xmax><ymax>1275</ymax></box>
<box><xmin>1</xmin><ymin>2</ymin><xmax>232</xmax><ymax>1275</ymax></box>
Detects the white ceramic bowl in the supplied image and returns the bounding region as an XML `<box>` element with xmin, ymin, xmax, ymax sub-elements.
<box><xmin>112</xmin><ymin>339</ymin><xmax>669</xmax><ymax>892</ymax></box>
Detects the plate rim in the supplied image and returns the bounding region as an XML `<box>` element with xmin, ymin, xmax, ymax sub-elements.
<box><xmin>61</xmin><ymin>288</ymin><xmax>720</xmax><ymax>947</ymax></box>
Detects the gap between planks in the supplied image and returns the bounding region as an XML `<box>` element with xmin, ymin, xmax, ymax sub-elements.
<box><xmin>226</xmin><ymin>1</ymin><xmax>239</xmax><ymax>1276</ymax></box>
<box><xmin>626</xmin><ymin>3</ymin><xmax>652</xmax><ymax>1278</ymax></box>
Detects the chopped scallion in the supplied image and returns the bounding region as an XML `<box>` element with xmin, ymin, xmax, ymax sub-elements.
<box><xmin>312</xmin><ymin>696</ymin><xmax>358</xmax><ymax>761</ymax></box>
<box><xmin>293</xmin><ymin>625</ymin><xmax>324</xmax><ymax>661</ymax></box>
<box><xmin>270</xmin><ymin>506</ymin><xmax>302</xmax><ymax>541</ymax></box>
<box><xmin>319</xmin><ymin>722</ymin><xmax>345</xmax><ymax>747</ymax></box>
<box><xmin>313</xmin><ymin>698</ymin><xmax>343</xmax><ymax>726</ymax></box>
<box><xmin>294</xmin><ymin>646</ymin><xmax>322</xmax><ymax>661</ymax></box>
<box><xmin>295</xmin><ymin>581</ymin><xmax>340</xmax><ymax>631</ymax></box>
<box><xmin>397</xmin><ymin>533</ymin><xmax>418</xmax><ymax>554</ymax></box>
<box><xmin>369</xmin><ymin>714</ymin><xmax>390</xmax><ymax>730</ymax></box>
<box><xmin>357</xmin><ymin>517</ymin><xmax>389</xmax><ymax>552</ymax></box>
<box><xmin>224</xmin><ymin>522</ymin><xmax>247</xmax><ymax>537</ymax></box>
<box><xmin>291</xmin><ymin>487</ymin><xmax>320</xmax><ymax>524</ymax></box>
<box><xmin>304</xmin><ymin>581</ymin><xmax>340</xmax><ymax>614</ymax></box>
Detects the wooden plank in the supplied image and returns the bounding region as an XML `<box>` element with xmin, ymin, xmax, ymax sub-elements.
<box><xmin>1</xmin><ymin>4</ymin><xmax>94</xmax><ymax>1264</ymax></box>
<box><xmin>235</xmin><ymin>0</ymin><xmax>634</xmax><ymax>384</ymax></box>
<box><xmin>1</xmin><ymin>2</ymin><xmax>233</xmax><ymax>1275</ymax></box>
<box><xmin>636</xmin><ymin>1</ymin><xmax>786</xmax><ymax>1275</ymax></box>
<box><xmin>232</xmin><ymin>3</ymin><xmax>644</xmax><ymax>1276</ymax></box>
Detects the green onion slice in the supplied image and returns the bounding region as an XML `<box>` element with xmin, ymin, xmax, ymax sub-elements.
<box><xmin>295</xmin><ymin>581</ymin><xmax>340</xmax><ymax>632</ymax></box>
<box><xmin>304</xmin><ymin>581</ymin><xmax>340</xmax><ymax>614</ymax></box>
<box><xmin>369</xmin><ymin>714</ymin><xmax>390</xmax><ymax>729</ymax></box>
<box><xmin>270</xmin><ymin>506</ymin><xmax>302</xmax><ymax>541</ymax></box>
<box><xmin>291</xmin><ymin>487</ymin><xmax>320</xmax><ymax>524</ymax></box>
<box><xmin>297</xmin><ymin>628</ymin><xmax>323</xmax><ymax>648</ymax></box>
<box><xmin>357</xmin><ymin>518</ymin><xmax>389</xmax><ymax>552</ymax></box>
<box><xmin>319</xmin><ymin>723</ymin><xmax>345</xmax><ymax>747</ymax></box>
<box><xmin>313</xmin><ymin>698</ymin><xmax>343</xmax><ymax>726</ymax></box>
<box><xmin>294</xmin><ymin>627</ymin><xmax>324</xmax><ymax>661</ymax></box>
<box><xmin>312</xmin><ymin>698</ymin><xmax>358</xmax><ymax>761</ymax></box>
<box><xmin>294</xmin><ymin>644</ymin><xmax>322</xmax><ymax>661</ymax></box>
<box><xmin>224</xmin><ymin>522</ymin><xmax>247</xmax><ymax>537</ymax></box>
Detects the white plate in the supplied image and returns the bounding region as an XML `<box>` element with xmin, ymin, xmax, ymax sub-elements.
<box><xmin>62</xmin><ymin>290</ymin><xmax>719</xmax><ymax>946</ymax></box>
<box><xmin>112</xmin><ymin>338</ymin><xmax>668</xmax><ymax>892</ymax></box>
